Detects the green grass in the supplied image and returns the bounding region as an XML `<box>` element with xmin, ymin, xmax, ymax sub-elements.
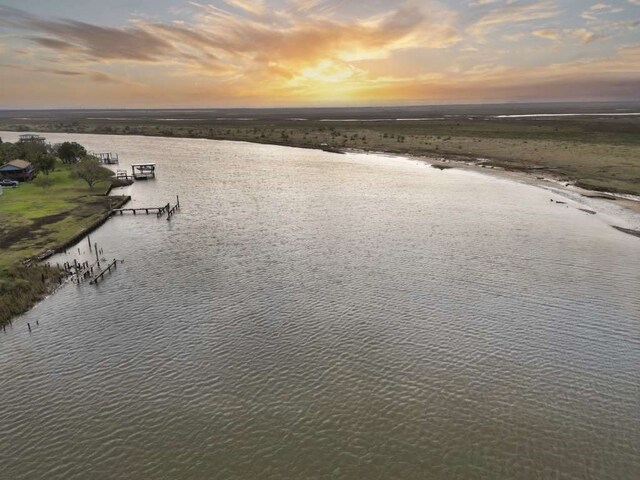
<box><xmin>0</xmin><ymin>162</ymin><xmax>119</xmax><ymax>324</ymax></box>
<box><xmin>0</xmin><ymin>164</ymin><xmax>112</xmax><ymax>268</ymax></box>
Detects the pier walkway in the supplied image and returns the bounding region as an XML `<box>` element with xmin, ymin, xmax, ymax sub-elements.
<box><xmin>110</xmin><ymin>196</ymin><xmax>180</xmax><ymax>220</ymax></box>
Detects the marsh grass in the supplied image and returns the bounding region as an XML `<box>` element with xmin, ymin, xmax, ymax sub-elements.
<box><xmin>3</xmin><ymin>116</ymin><xmax>638</xmax><ymax>195</ymax></box>
<box><xmin>0</xmin><ymin>162</ymin><xmax>118</xmax><ymax>325</ymax></box>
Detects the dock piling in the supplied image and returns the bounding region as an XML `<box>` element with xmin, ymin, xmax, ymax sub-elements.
<box><xmin>111</xmin><ymin>197</ymin><xmax>182</xmax><ymax>220</ymax></box>
<box><xmin>90</xmin><ymin>259</ymin><xmax>119</xmax><ymax>285</ymax></box>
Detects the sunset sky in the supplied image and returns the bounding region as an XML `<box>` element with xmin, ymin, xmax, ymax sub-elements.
<box><xmin>0</xmin><ymin>0</ymin><xmax>639</xmax><ymax>108</ymax></box>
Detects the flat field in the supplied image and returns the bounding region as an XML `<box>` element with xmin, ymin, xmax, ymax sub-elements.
<box><xmin>1</xmin><ymin>103</ymin><xmax>639</xmax><ymax>195</ymax></box>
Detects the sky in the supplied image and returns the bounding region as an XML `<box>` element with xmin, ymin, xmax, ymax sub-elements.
<box><xmin>0</xmin><ymin>0</ymin><xmax>639</xmax><ymax>108</ymax></box>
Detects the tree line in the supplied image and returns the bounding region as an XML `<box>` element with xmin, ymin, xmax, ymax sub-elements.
<box><xmin>0</xmin><ymin>138</ymin><xmax>112</xmax><ymax>189</ymax></box>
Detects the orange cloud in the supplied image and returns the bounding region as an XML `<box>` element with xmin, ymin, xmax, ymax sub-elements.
<box><xmin>469</xmin><ymin>0</ymin><xmax>559</xmax><ymax>37</ymax></box>
<box><xmin>0</xmin><ymin>1</ymin><xmax>638</xmax><ymax>107</ymax></box>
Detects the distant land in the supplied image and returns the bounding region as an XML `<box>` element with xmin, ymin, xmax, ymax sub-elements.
<box><xmin>2</xmin><ymin>101</ymin><xmax>640</xmax><ymax>121</ymax></box>
<box><xmin>1</xmin><ymin>102</ymin><xmax>639</xmax><ymax>196</ymax></box>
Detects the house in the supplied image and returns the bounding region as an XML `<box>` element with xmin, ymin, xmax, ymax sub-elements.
<box><xmin>0</xmin><ymin>159</ymin><xmax>36</xmax><ymax>181</ymax></box>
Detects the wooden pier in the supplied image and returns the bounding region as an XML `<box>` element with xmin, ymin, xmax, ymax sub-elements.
<box><xmin>110</xmin><ymin>196</ymin><xmax>181</xmax><ymax>220</ymax></box>
<box><xmin>94</xmin><ymin>152</ymin><xmax>119</xmax><ymax>164</ymax></box>
<box><xmin>90</xmin><ymin>259</ymin><xmax>118</xmax><ymax>284</ymax></box>
<box><xmin>112</xmin><ymin>205</ymin><xmax>168</xmax><ymax>215</ymax></box>
<box><xmin>116</xmin><ymin>169</ymin><xmax>133</xmax><ymax>180</ymax></box>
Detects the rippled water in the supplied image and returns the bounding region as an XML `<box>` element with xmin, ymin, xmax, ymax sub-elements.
<box><xmin>1</xmin><ymin>132</ymin><xmax>639</xmax><ymax>479</ymax></box>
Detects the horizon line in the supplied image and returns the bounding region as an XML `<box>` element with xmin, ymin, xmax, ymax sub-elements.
<box><xmin>2</xmin><ymin>99</ymin><xmax>640</xmax><ymax>112</ymax></box>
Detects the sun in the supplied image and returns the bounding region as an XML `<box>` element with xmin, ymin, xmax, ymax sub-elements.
<box><xmin>299</xmin><ymin>60</ymin><xmax>357</xmax><ymax>83</ymax></box>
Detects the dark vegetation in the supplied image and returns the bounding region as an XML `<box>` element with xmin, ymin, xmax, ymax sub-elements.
<box><xmin>0</xmin><ymin>138</ymin><xmax>120</xmax><ymax>325</ymax></box>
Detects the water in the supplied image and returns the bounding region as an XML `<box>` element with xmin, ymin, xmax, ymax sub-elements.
<box><xmin>1</xmin><ymin>132</ymin><xmax>639</xmax><ymax>479</ymax></box>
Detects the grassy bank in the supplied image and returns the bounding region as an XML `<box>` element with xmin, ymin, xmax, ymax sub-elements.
<box><xmin>0</xmin><ymin>163</ymin><xmax>123</xmax><ymax>325</ymax></box>
<box><xmin>2</xmin><ymin>113</ymin><xmax>639</xmax><ymax>196</ymax></box>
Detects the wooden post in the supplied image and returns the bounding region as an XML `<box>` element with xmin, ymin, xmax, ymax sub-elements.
<box><xmin>176</xmin><ymin>195</ymin><xmax>180</xmax><ymax>207</ymax></box>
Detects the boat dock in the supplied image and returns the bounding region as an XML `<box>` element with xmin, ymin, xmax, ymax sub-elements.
<box><xmin>110</xmin><ymin>196</ymin><xmax>180</xmax><ymax>220</ymax></box>
<box><xmin>56</xmin><ymin>195</ymin><xmax>182</xmax><ymax>287</ymax></box>
<box><xmin>112</xmin><ymin>206</ymin><xmax>167</xmax><ymax>215</ymax></box>
<box><xmin>132</xmin><ymin>163</ymin><xmax>156</xmax><ymax>180</ymax></box>
<box><xmin>93</xmin><ymin>152</ymin><xmax>119</xmax><ymax>164</ymax></box>
<box><xmin>90</xmin><ymin>259</ymin><xmax>118</xmax><ymax>284</ymax></box>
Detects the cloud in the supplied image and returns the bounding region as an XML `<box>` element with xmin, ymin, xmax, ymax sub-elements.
<box><xmin>532</xmin><ymin>27</ymin><xmax>611</xmax><ymax>44</ymax></box>
<box><xmin>0</xmin><ymin>5</ymin><xmax>175</xmax><ymax>61</ymax></box>
<box><xmin>358</xmin><ymin>45</ymin><xmax>640</xmax><ymax>104</ymax></box>
<box><xmin>469</xmin><ymin>0</ymin><xmax>503</xmax><ymax>6</ymax></box>
<box><xmin>532</xmin><ymin>29</ymin><xmax>561</xmax><ymax>40</ymax></box>
<box><xmin>469</xmin><ymin>1</ymin><xmax>559</xmax><ymax>37</ymax></box>
<box><xmin>0</xmin><ymin>1</ymin><xmax>637</xmax><ymax>107</ymax></box>
<box><xmin>0</xmin><ymin>3</ymin><xmax>460</xmax><ymax>72</ymax></box>
<box><xmin>582</xmin><ymin>3</ymin><xmax>623</xmax><ymax>20</ymax></box>
<box><xmin>570</xmin><ymin>28</ymin><xmax>610</xmax><ymax>44</ymax></box>
<box><xmin>221</xmin><ymin>0</ymin><xmax>269</xmax><ymax>17</ymax></box>
<box><xmin>0</xmin><ymin>1</ymin><xmax>465</xmax><ymax>105</ymax></box>
<box><xmin>27</xmin><ymin>36</ymin><xmax>82</xmax><ymax>52</ymax></box>
<box><xmin>0</xmin><ymin>61</ymin><xmax>123</xmax><ymax>83</ymax></box>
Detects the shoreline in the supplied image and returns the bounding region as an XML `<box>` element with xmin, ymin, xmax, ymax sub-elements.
<box><xmin>1</xmin><ymin>191</ymin><xmax>131</xmax><ymax>327</ymax></box>
<box><xmin>253</xmin><ymin>134</ymin><xmax>640</xmax><ymax>221</ymax></box>
<box><xmin>51</xmin><ymin>195</ymin><xmax>131</xmax><ymax>257</ymax></box>
<box><xmin>376</xmin><ymin>148</ymin><xmax>640</xmax><ymax>228</ymax></box>
<box><xmin>3</xmin><ymin>124</ymin><xmax>640</xmax><ymax>195</ymax></box>
<box><xmin>3</xmin><ymin>130</ymin><xmax>638</xmax><ymax>326</ymax></box>
<box><xmin>1</xmin><ymin>112</ymin><xmax>639</xmax><ymax>198</ymax></box>
<box><xmin>3</xmin><ymin>126</ymin><xmax>639</xmax><ymax>229</ymax></box>
<box><xmin>409</xmin><ymin>151</ymin><xmax>640</xmax><ymax>214</ymax></box>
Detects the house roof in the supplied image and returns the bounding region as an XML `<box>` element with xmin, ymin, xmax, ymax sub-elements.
<box><xmin>0</xmin><ymin>159</ymin><xmax>32</xmax><ymax>170</ymax></box>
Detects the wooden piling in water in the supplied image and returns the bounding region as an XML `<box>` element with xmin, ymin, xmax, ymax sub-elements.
<box><xmin>111</xmin><ymin>197</ymin><xmax>182</xmax><ymax>220</ymax></box>
<box><xmin>90</xmin><ymin>259</ymin><xmax>118</xmax><ymax>285</ymax></box>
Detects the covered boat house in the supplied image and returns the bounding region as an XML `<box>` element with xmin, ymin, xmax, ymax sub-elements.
<box><xmin>131</xmin><ymin>163</ymin><xmax>156</xmax><ymax>180</ymax></box>
<box><xmin>18</xmin><ymin>134</ymin><xmax>46</xmax><ymax>144</ymax></box>
<box><xmin>94</xmin><ymin>152</ymin><xmax>119</xmax><ymax>164</ymax></box>
<box><xmin>0</xmin><ymin>159</ymin><xmax>35</xmax><ymax>181</ymax></box>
